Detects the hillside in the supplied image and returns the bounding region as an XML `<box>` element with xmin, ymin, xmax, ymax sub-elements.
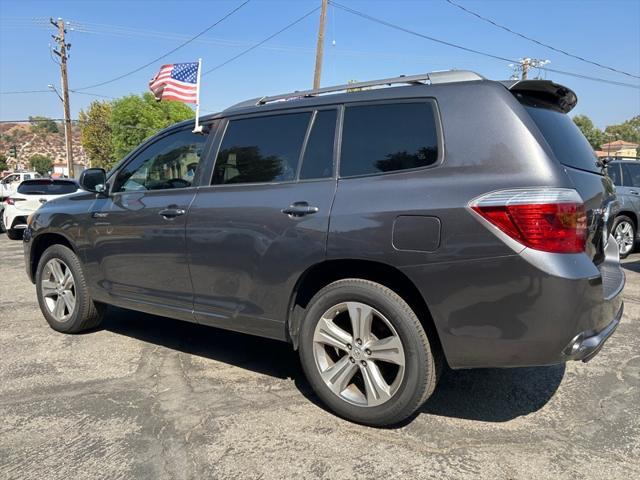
<box><xmin>0</xmin><ymin>122</ymin><xmax>87</xmax><ymax>172</ymax></box>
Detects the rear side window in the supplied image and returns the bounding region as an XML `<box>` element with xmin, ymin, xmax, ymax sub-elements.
<box><xmin>622</xmin><ymin>163</ymin><xmax>640</xmax><ymax>188</ymax></box>
<box><xmin>340</xmin><ymin>102</ymin><xmax>439</xmax><ymax>177</ymax></box>
<box><xmin>300</xmin><ymin>110</ymin><xmax>336</xmax><ymax>180</ymax></box>
<box><xmin>17</xmin><ymin>181</ymin><xmax>77</xmax><ymax>195</ymax></box>
<box><xmin>608</xmin><ymin>163</ymin><xmax>622</xmax><ymax>186</ymax></box>
<box><xmin>525</xmin><ymin>106</ymin><xmax>601</xmax><ymax>174</ymax></box>
<box><xmin>213</xmin><ymin>112</ymin><xmax>311</xmax><ymax>185</ymax></box>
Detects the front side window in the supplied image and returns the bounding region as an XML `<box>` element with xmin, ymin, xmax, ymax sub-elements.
<box><xmin>623</xmin><ymin>163</ymin><xmax>640</xmax><ymax>188</ymax></box>
<box><xmin>213</xmin><ymin>112</ymin><xmax>311</xmax><ymax>185</ymax></box>
<box><xmin>114</xmin><ymin>128</ymin><xmax>208</xmax><ymax>193</ymax></box>
<box><xmin>340</xmin><ymin>102</ymin><xmax>439</xmax><ymax>177</ymax></box>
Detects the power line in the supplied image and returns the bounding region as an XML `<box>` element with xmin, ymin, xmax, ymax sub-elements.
<box><xmin>329</xmin><ymin>1</ymin><xmax>640</xmax><ymax>90</ymax></box>
<box><xmin>203</xmin><ymin>5</ymin><xmax>321</xmax><ymax>76</ymax></box>
<box><xmin>444</xmin><ymin>0</ymin><xmax>640</xmax><ymax>80</ymax></box>
<box><xmin>0</xmin><ymin>90</ymin><xmax>51</xmax><ymax>94</ymax></box>
<box><xmin>74</xmin><ymin>0</ymin><xmax>252</xmax><ymax>91</ymax></box>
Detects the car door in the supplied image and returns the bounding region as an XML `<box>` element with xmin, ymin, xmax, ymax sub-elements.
<box><xmin>85</xmin><ymin>126</ymin><xmax>212</xmax><ymax>318</ymax></box>
<box><xmin>187</xmin><ymin>108</ymin><xmax>338</xmax><ymax>339</ymax></box>
<box><xmin>617</xmin><ymin>162</ymin><xmax>640</xmax><ymax>213</ymax></box>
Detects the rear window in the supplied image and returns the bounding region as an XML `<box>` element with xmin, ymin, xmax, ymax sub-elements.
<box><xmin>525</xmin><ymin>106</ymin><xmax>601</xmax><ymax>174</ymax></box>
<box><xmin>17</xmin><ymin>181</ymin><xmax>78</xmax><ymax>195</ymax></box>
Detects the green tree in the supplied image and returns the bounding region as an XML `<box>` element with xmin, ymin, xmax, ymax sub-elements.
<box><xmin>109</xmin><ymin>92</ymin><xmax>194</xmax><ymax>162</ymax></box>
<box><xmin>573</xmin><ymin>114</ymin><xmax>604</xmax><ymax>150</ymax></box>
<box><xmin>604</xmin><ymin>116</ymin><xmax>640</xmax><ymax>148</ymax></box>
<box><xmin>0</xmin><ymin>153</ymin><xmax>8</xmax><ymax>172</ymax></box>
<box><xmin>29</xmin><ymin>116</ymin><xmax>59</xmax><ymax>134</ymax></box>
<box><xmin>79</xmin><ymin>101</ymin><xmax>114</xmax><ymax>169</ymax></box>
<box><xmin>29</xmin><ymin>154</ymin><xmax>54</xmax><ymax>175</ymax></box>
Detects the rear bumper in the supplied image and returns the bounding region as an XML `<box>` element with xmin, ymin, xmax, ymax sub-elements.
<box><xmin>401</xmin><ymin>237</ymin><xmax>626</xmax><ymax>369</ymax></box>
<box><xmin>563</xmin><ymin>302</ymin><xmax>623</xmax><ymax>362</ymax></box>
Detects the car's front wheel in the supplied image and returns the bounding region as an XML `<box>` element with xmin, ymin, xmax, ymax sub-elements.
<box><xmin>35</xmin><ymin>244</ymin><xmax>105</xmax><ymax>333</ymax></box>
<box><xmin>613</xmin><ymin>215</ymin><xmax>636</xmax><ymax>259</ymax></box>
<box><xmin>299</xmin><ymin>279</ymin><xmax>439</xmax><ymax>426</ymax></box>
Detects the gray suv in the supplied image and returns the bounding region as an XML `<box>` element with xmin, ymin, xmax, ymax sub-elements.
<box><xmin>23</xmin><ymin>71</ymin><xmax>625</xmax><ymax>426</ymax></box>
<box><xmin>606</xmin><ymin>158</ymin><xmax>640</xmax><ymax>258</ymax></box>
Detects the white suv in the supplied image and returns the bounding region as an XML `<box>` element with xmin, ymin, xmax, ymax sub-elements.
<box><xmin>3</xmin><ymin>179</ymin><xmax>78</xmax><ymax>239</ymax></box>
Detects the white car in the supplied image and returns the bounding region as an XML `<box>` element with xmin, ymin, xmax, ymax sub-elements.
<box><xmin>3</xmin><ymin>179</ymin><xmax>78</xmax><ymax>240</ymax></box>
<box><xmin>0</xmin><ymin>171</ymin><xmax>42</xmax><ymax>199</ymax></box>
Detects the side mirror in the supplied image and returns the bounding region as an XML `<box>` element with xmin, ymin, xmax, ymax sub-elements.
<box><xmin>79</xmin><ymin>168</ymin><xmax>108</xmax><ymax>194</ymax></box>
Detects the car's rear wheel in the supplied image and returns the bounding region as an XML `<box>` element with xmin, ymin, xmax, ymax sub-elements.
<box><xmin>298</xmin><ymin>279</ymin><xmax>439</xmax><ymax>426</ymax></box>
<box><xmin>613</xmin><ymin>215</ymin><xmax>635</xmax><ymax>259</ymax></box>
<box><xmin>36</xmin><ymin>244</ymin><xmax>105</xmax><ymax>333</ymax></box>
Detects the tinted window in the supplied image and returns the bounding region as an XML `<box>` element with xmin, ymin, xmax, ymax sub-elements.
<box><xmin>114</xmin><ymin>129</ymin><xmax>207</xmax><ymax>192</ymax></box>
<box><xmin>525</xmin><ymin>106</ymin><xmax>600</xmax><ymax>174</ymax></box>
<box><xmin>608</xmin><ymin>163</ymin><xmax>622</xmax><ymax>186</ymax></box>
<box><xmin>340</xmin><ymin>102</ymin><xmax>439</xmax><ymax>177</ymax></box>
<box><xmin>18</xmin><ymin>180</ymin><xmax>77</xmax><ymax>195</ymax></box>
<box><xmin>300</xmin><ymin>110</ymin><xmax>336</xmax><ymax>180</ymax></box>
<box><xmin>213</xmin><ymin>112</ymin><xmax>311</xmax><ymax>185</ymax></box>
<box><xmin>622</xmin><ymin>163</ymin><xmax>640</xmax><ymax>188</ymax></box>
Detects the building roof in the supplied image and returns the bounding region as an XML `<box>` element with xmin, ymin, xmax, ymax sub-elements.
<box><xmin>600</xmin><ymin>139</ymin><xmax>639</xmax><ymax>149</ymax></box>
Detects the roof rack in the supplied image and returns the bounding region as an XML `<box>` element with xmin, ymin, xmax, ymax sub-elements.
<box><xmin>248</xmin><ymin>70</ymin><xmax>484</xmax><ymax>107</ymax></box>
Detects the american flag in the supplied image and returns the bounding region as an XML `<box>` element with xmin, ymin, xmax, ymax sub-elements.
<box><xmin>149</xmin><ymin>62</ymin><xmax>199</xmax><ymax>104</ymax></box>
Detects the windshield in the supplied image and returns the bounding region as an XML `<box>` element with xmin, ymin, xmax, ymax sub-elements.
<box><xmin>17</xmin><ymin>180</ymin><xmax>78</xmax><ymax>195</ymax></box>
<box><xmin>525</xmin><ymin>105</ymin><xmax>601</xmax><ymax>174</ymax></box>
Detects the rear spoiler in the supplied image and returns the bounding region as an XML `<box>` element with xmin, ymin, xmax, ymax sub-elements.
<box><xmin>501</xmin><ymin>79</ymin><xmax>577</xmax><ymax>114</ymax></box>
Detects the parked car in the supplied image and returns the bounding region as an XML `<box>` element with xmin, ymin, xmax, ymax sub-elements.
<box><xmin>0</xmin><ymin>171</ymin><xmax>42</xmax><ymax>200</ymax></box>
<box><xmin>0</xmin><ymin>171</ymin><xmax>42</xmax><ymax>232</ymax></box>
<box><xmin>3</xmin><ymin>179</ymin><xmax>78</xmax><ymax>239</ymax></box>
<box><xmin>606</xmin><ymin>158</ymin><xmax>640</xmax><ymax>258</ymax></box>
<box><xmin>23</xmin><ymin>71</ymin><xmax>624</xmax><ymax>426</ymax></box>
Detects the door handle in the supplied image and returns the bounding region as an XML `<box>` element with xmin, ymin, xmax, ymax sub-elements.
<box><xmin>281</xmin><ymin>202</ymin><xmax>319</xmax><ymax>217</ymax></box>
<box><xmin>159</xmin><ymin>207</ymin><xmax>186</xmax><ymax>219</ymax></box>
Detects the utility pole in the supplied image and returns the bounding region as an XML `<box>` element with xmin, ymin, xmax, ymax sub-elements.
<box><xmin>510</xmin><ymin>58</ymin><xmax>550</xmax><ymax>81</ymax></box>
<box><xmin>50</xmin><ymin>17</ymin><xmax>74</xmax><ymax>178</ymax></box>
<box><xmin>521</xmin><ymin>58</ymin><xmax>530</xmax><ymax>79</ymax></box>
<box><xmin>313</xmin><ymin>0</ymin><xmax>328</xmax><ymax>89</ymax></box>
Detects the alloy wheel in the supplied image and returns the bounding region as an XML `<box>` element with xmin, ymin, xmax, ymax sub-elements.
<box><xmin>312</xmin><ymin>301</ymin><xmax>406</xmax><ymax>407</ymax></box>
<box><xmin>41</xmin><ymin>258</ymin><xmax>76</xmax><ymax>322</ymax></box>
<box><xmin>614</xmin><ymin>220</ymin><xmax>634</xmax><ymax>256</ymax></box>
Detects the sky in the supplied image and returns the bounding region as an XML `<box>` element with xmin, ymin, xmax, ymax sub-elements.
<box><xmin>0</xmin><ymin>0</ymin><xmax>639</xmax><ymax>128</ymax></box>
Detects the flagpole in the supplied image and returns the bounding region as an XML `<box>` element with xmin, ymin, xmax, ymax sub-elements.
<box><xmin>193</xmin><ymin>58</ymin><xmax>203</xmax><ymax>133</ymax></box>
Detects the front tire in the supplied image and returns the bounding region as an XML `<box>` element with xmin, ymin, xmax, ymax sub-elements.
<box><xmin>298</xmin><ymin>279</ymin><xmax>439</xmax><ymax>426</ymax></box>
<box><xmin>613</xmin><ymin>215</ymin><xmax>635</xmax><ymax>259</ymax></box>
<box><xmin>35</xmin><ymin>244</ymin><xmax>104</xmax><ymax>333</ymax></box>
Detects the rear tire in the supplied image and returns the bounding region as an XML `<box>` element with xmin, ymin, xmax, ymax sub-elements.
<box><xmin>35</xmin><ymin>244</ymin><xmax>105</xmax><ymax>333</ymax></box>
<box><xmin>298</xmin><ymin>278</ymin><xmax>439</xmax><ymax>427</ymax></box>
<box><xmin>613</xmin><ymin>215</ymin><xmax>635</xmax><ymax>259</ymax></box>
<box><xmin>6</xmin><ymin>228</ymin><xmax>23</xmax><ymax>240</ymax></box>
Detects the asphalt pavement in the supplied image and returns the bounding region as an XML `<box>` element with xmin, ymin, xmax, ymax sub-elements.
<box><xmin>0</xmin><ymin>234</ymin><xmax>638</xmax><ymax>479</ymax></box>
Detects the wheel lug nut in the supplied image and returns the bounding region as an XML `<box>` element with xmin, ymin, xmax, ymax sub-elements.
<box><xmin>356</xmin><ymin>338</ymin><xmax>362</xmax><ymax>346</ymax></box>
<box><xmin>347</xmin><ymin>344</ymin><xmax>352</xmax><ymax>350</ymax></box>
<box><xmin>349</xmin><ymin>357</ymin><xmax>355</xmax><ymax>363</ymax></box>
<box><xmin>365</xmin><ymin>349</ymin><xmax>371</xmax><ymax>355</ymax></box>
<box><xmin>360</xmin><ymin>360</ymin><xmax>367</xmax><ymax>366</ymax></box>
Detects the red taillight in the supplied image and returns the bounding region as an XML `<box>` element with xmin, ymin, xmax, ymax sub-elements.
<box><xmin>4</xmin><ymin>197</ymin><xmax>14</xmax><ymax>206</ymax></box>
<box><xmin>470</xmin><ymin>189</ymin><xmax>587</xmax><ymax>254</ymax></box>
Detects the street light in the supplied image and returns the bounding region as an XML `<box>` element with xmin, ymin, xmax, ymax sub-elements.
<box><xmin>47</xmin><ymin>84</ymin><xmax>63</xmax><ymax>102</ymax></box>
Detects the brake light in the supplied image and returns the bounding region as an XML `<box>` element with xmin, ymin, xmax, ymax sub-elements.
<box><xmin>469</xmin><ymin>188</ymin><xmax>587</xmax><ymax>254</ymax></box>
<box><xmin>4</xmin><ymin>197</ymin><xmax>14</xmax><ymax>206</ymax></box>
